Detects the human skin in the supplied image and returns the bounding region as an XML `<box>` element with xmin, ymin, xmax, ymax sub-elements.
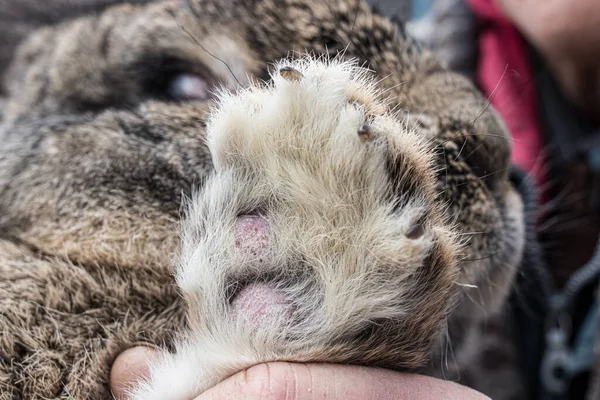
<box><xmin>110</xmin><ymin>347</ymin><xmax>490</xmax><ymax>400</ymax></box>
<box><xmin>495</xmin><ymin>0</ymin><xmax>600</xmax><ymax>118</ymax></box>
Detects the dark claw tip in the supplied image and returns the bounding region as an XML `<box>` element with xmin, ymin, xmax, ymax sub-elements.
<box><xmin>279</xmin><ymin>66</ymin><xmax>304</xmax><ymax>82</ymax></box>
<box><xmin>405</xmin><ymin>224</ymin><xmax>425</xmax><ymax>240</ymax></box>
<box><xmin>358</xmin><ymin>124</ymin><xmax>373</xmax><ymax>142</ymax></box>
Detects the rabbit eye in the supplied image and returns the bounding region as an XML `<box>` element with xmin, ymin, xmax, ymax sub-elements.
<box><xmin>167</xmin><ymin>73</ymin><xmax>213</xmax><ymax>100</ymax></box>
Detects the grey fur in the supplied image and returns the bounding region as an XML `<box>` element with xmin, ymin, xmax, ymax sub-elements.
<box><xmin>0</xmin><ymin>1</ymin><xmax>525</xmax><ymax>398</ymax></box>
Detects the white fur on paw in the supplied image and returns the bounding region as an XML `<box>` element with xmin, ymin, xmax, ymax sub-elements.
<box><xmin>131</xmin><ymin>56</ymin><xmax>447</xmax><ymax>400</ymax></box>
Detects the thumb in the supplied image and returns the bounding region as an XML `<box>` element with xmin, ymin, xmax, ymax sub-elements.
<box><xmin>196</xmin><ymin>362</ymin><xmax>490</xmax><ymax>400</ymax></box>
<box><xmin>110</xmin><ymin>346</ymin><xmax>161</xmax><ymax>400</ymax></box>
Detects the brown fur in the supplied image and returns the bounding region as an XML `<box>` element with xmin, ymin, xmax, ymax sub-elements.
<box><xmin>0</xmin><ymin>0</ymin><xmax>524</xmax><ymax>398</ymax></box>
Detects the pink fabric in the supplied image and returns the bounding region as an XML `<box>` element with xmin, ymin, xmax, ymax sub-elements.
<box><xmin>468</xmin><ymin>0</ymin><xmax>546</xmax><ymax>187</ymax></box>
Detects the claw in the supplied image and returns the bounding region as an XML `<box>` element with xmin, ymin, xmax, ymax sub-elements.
<box><xmin>358</xmin><ymin>123</ymin><xmax>374</xmax><ymax>142</ymax></box>
<box><xmin>405</xmin><ymin>224</ymin><xmax>425</xmax><ymax>239</ymax></box>
<box><xmin>279</xmin><ymin>66</ymin><xmax>304</xmax><ymax>82</ymax></box>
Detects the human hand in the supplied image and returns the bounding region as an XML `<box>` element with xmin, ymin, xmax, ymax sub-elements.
<box><xmin>110</xmin><ymin>346</ymin><xmax>490</xmax><ymax>399</ymax></box>
<box><xmin>496</xmin><ymin>0</ymin><xmax>600</xmax><ymax>115</ymax></box>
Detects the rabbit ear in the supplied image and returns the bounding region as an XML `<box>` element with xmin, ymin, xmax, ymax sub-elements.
<box><xmin>0</xmin><ymin>0</ymin><xmax>146</xmax><ymax>93</ymax></box>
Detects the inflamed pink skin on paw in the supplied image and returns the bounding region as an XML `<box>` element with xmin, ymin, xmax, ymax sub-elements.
<box><xmin>234</xmin><ymin>215</ymin><xmax>269</xmax><ymax>256</ymax></box>
<box><xmin>231</xmin><ymin>215</ymin><xmax>294</xmax><ymax>326</ymax></box>
<box><xmin>231</xmin><ymin>282</ymin><xmax>293</xmax><ymax>326</ymax></box>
